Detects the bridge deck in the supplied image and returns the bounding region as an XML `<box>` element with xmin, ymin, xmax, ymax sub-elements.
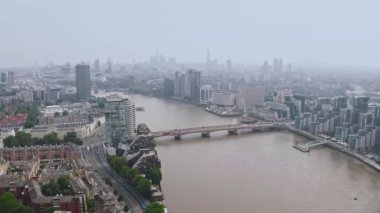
<box><xmin>151</xmin><ymin>122</ymin><xmax>276</xmax><ymax>138</ymax></box>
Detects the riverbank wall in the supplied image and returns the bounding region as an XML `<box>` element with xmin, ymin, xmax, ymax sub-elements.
<box><xmin>285</xmin><ymin>126</ymin><xmax>380</xmax><ymax>173</ymax></box>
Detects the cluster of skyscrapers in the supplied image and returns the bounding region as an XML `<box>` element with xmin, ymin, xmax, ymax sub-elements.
<box><xmin>174</xmin><ymin>69</ymin><xmax>201</xmax><ymax>103</ymax></box>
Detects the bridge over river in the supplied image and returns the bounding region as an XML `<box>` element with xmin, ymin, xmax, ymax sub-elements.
<box><xmin>151</xmin><ymin>122</ymin><xmax>280</xmax><ymax>140</ymax></box>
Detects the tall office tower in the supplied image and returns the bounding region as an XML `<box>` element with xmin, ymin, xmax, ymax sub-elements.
<box><xmin>374</xmin><ymin>105</ymin><xmax>380</xmax><ymax>126</ymax></box>
<box><xmin>1</xmin><ymin>72</ymin><xmax>6</xmax><ymax>83</ymax></box>
<box><xmin>107</xmin><ymin>58</ymin><xmax>113</xmax><ymax>72</ymax></box>
<box><xmin>179</xmin><ymin>74</ymin><xmax>186</xmax><ymax>97</ymax></box>
<box><xmin>75</xmin><ymin>64</ymin><xmax>91</xmax><ymax>100</ymax></box>
<box><xmin>354</xmin><ymin>96</ymin><xmax>369</xmax><ymax>113</ymax></box>
<box><xmin>334</xmin><ymin>96</ymin><xmax>348</xmax><ymax>111</ymax></box>
<box><xmin>104</xmin><ymin>94</ymin><xmax>136</xmax><ymax>147</ymax></box>
<box><xmin>262</xmin><ymin>60</ymin><xmax>269</xmax><ymax>72</ymax></box>
<box><xmin>185</xmin><ymin>69</ymin><xmax>201</xmax><ymax>103</ymax></box>
<box><xmin>163</xmin><ymin>78</ymin><xmax>175</xmax><ymax>97</ymax></box>
<box><xmin>273</xmin><ymin>58</ymin><xmax>278</xmax><ymax>72</ymax></box>
<box><xmin>206</xmin><ymin>49</ymin><xmax>211</xmax><ymax>65</ymax></box>
<box><xmin>94</xmin><ymin>59</ymin><xmax>100</xmax><ymax>72</ymax></box>
<box><xmin>174</xmin><ymin>72</ymin><xmax>181</xmax><ymax>97</ymax></box>
<box><xmin>278</xmin><ymin>58</ymin><xmax>283</xmax><ymax>73</ymax></box>
<box><xmin>226</xmin><ymin>60</ymin><xmax>232</xmax><ymax>72</ymax></box>
<box><xmin>287</xmin><ymin>63</ymin><xmax>292</xmax><ymax>72</ymax></box>
<box><xmin>7</xmin><ymin>71</ymin><xmax>14</xmax><ymax>86</ymax></box>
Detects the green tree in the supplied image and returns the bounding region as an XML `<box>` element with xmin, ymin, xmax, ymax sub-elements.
<box><xmin>41</xmin><ymin>206</ymin><xmax>55</xmax><ymax>213</ymax></box>
<box><xmin>3</xmin><ymin>136</ymin><xmax>18</xmax><ymax>147</ymax></box>
<box><xmin>120</xmin><ymin>166</ymin><xmax>139</xmax><ymax>184</ymax></box>
<box><xmin>57</xmin><ymin>176</ymin><xmax>70</xmax><ymax>189</ymax></box>
<box><xmin>104</xmin><ymin>177</ymin><xmax>112</xmax><ymax>186</ymax></box>
<box><xmin>41</xmin><ymin>179</ymin><xmax>61</xmax><ymax>196</ymax></box>
<box><xmin>86</xmin><ymin>197</ymin><xmax>95</xmax><ymax>213</ymax></box>
<box><xmin>107</xmin><ymin>156</ymin><xmax>128</xmax><ymax>173</ymax></box>
<box><xmin>15</xmin><ymin>131</ymin><xmax>32</xmax><ymax>146</ymax></box>
<box><xmin>63</xmin><ymin>132</ymin><xmax>82</xmax><ymax>145</ymax></box>
<box><xmin>144</xmin><ymin>203</ymin><xmax>165</xmax><ymax>213</ymax></box>
<box><xmin>148</xmin><ymin>167</ymin><xmax>162</xmax><ymax>185</ymax></box>
<box><xmin>0</xmin><ymin>192</ymin><xmax>20</xmax><ymax>212</ymax></box>
<box><xmin>132</xmin><ymin>177</ymin><xmax>151</xmax><ymax>198</ymax></box>
<box><xmin>62</xmin><ymin>110</ymin><xmax>69</xmax><ymax>116</ymax></box>
<box><xmin>24</xmin><ymin>120</ymin><xmax>35</xmax><ymax>128</ymax></box>
<box><xmin>14</xmin><ymin>206</ymin><xmax>35</xmax><ymax>213</ymax></box>
<box><xmin>43</xmin><ymin>132</ymin><xmax>62</xmax><ymax>145</ymax></box>
<box><xmin>118</xmin><ymin>195</ymin><xmax>123</xmax><ymax>202</ymax></box>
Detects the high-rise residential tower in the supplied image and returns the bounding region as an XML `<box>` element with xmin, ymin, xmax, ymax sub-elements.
<box><xmin>75</xmin><ymin>64</ymin><xmax>91</xmax><ymax>100</ymax></box>
<box><xmin>94</xmin><ymin>59</ymin><xmax>100</xmax><ymax>72</ymax></box>
<box><xmin>7</xmin><ymin>71</ymin><xmax>14</xmax><ymax>86</ymax></box>
<box><xmin>1</xmin><ymin>73</ymin><xmax>6</xmax><ymax>83</ymax></box>
<box><xmin>185</xmin><ymin>69</ymin><xmax>201</xmax><ymax>103</ymax></box>
<box><xmin>104</xmin><ymin>94</ymin><xmax>136</xmax><ymax>147</ymax></box>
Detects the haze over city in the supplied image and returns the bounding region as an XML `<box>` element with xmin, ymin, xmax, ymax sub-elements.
<box><xmin>1</xmin><ymin>0</ymin><xmax>380</xmax><ymax>68</ymax></box>
<box><xmin>1</xmin><ymin>1</ymin><xmax>380</xmax><ymax>213</ymax></box>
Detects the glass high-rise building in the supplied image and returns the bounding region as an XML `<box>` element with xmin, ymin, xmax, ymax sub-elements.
<box><xmin>75</xmin><ymin>64</ymin><xmax>91</xmax><ymax>100</ymax></box>
<box><xmin>104</xmin><ymin>94</ymin><xmax>136</xmax><ymax>147</ymax></box>
<box><xmin>354</xmin><ymin>96</ymin><xmax>369</xmax><ymax>113</ymax></box>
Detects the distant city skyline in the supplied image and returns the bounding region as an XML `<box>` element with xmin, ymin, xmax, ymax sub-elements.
<box><xmin>1</xmin><ymin>0</ymin><xmax>380</xmax><ymax>68</ymax></box>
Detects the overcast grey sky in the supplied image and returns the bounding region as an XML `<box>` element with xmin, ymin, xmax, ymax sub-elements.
<box><xmin>0</xmin><ymin>0</ymin><xmax>379</xmax><ymax>68</ymax></box>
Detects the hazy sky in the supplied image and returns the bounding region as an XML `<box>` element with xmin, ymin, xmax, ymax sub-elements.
<box><xmin>0</xmin><ymin>0</ymin><xmax>379</xmax><ymax>68</ymax></box>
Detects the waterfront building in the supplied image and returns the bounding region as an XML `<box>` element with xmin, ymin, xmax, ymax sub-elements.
<box><xmin>163</xmin><ymin>78</ymin><xmax>174</xmax><ymax>97</ymax></box>
<box><xmin>174</xmin><ymin>72</ymin><xmax>186</xmax><ymax>98</ymax></box>
<box><xmin>200</xmin><ymin>85</ymin><xmax>212</xmax><ymax>103</ymax></box>
<box><xmin>75</xmin><ymin>64</ymin><xmax>91</xmax><ymax>100</ymax></box>
<box><xmin>237</xmin><ymin>85</ymin><xmax>264</xmax><ymax>110</ymax></box>
<box><xmin>211</xmin><ymin>90</ymin><xmax>237</xmax><ymax>107</ymax></box>
<box><xmin>105</xmin><ymin>94</ymin><xmax>136</xmax><ymax>147</ymax></box>
<box><xmin>185</xmin><ymin>69</ymin><xmax>201</xmax><ymax>103</ymax></box>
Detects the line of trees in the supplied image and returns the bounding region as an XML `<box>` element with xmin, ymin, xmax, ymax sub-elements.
<box><xmin>107</xmin><ymin>156</ymin><xmax>162</xmax><ymax>199</ymax></box>
<box><xmin>3</xmin><ymin>131</ymin><xmax>83</xmax><ymax>148</ymax></box>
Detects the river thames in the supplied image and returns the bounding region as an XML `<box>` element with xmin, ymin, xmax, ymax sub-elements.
<box><xmin>117</xmin><ymin>93</ymin><xmax>380</xmax><ymax>213</ymax></box>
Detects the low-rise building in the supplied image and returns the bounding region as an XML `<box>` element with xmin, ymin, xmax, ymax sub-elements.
<box><xmin>0</xmin><ymin>144</ymin><xmax>81</xmax><ymax>161</ymax></box>
<box><xmin>23</xmin><ymin>180</ymin><xmax>86</xmax><ymax>213</ymax></box>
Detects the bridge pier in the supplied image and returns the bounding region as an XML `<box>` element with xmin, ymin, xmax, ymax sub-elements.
<box><xmin>174</xmin><ymin>135</ymin><xmax>182</xmax><ymax>140</ymax></box>
<box><xmin>228</xmin><ymin>129</ymin><xmax>238</xmax><ymax>135</ymax></box>
<box><xmin>201</xmin><ymin>132</ymin><xmax>210</xmax><ymax>138</ymax></box>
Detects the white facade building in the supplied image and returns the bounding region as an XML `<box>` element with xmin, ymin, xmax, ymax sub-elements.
<box><xmin>211</xmin><ymin>90</ymin><xmax>237</xmax><ymax>107</ymax></box>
